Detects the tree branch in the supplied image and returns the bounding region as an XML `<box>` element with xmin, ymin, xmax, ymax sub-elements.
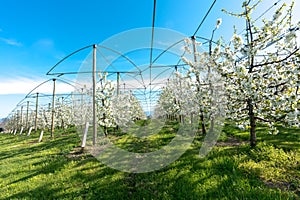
<box><xmin>255</xmin><ymin>116</ymin><xmax>271</xmax><ymax>123</ymax></box>
<box><xmin>268</xmin><ymin>81</ymin><xmax>288</xmax><ymax>88</ymax></box>
<box><xmin>252</xmin><ymin>48</ymin><xmax>299</xmax><ymax>69</ymax></box>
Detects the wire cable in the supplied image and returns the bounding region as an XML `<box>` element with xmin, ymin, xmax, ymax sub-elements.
<box><xmin>150</xmin><ymin>0</ymin><xmax>157</xmax><ymax>66</ymax></box>
<box><xmin>237</xmin><ymin>0</ymin><xmax>282</xmax><ymax>36</ymax></box>
<box><xmin>193</xmin><ymin>0</ymin><xmax>217</xmax><ymax>36</ymax></box>
<box><xmin>149</xmin><ymin>0</ymin><xmax>157</xmax><ymax>115</ymax></box>
<box><xmin>254</xmin><ymin>0</ymin><xmax>282</xmax><ymax>23</ymax></box>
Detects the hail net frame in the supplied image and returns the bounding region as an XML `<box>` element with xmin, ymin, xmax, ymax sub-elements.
<box><xmin>45</xmin><ymin>27</ymin><xmax>227</xmax><ymax>152</ymax></box>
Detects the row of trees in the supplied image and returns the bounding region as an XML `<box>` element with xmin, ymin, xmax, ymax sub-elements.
<box><xmin>5</xmin><ymin>98</ymin><xmax>74</xmax><ymax>134</ymax></box>
<box><xmin>3</xmin><ymin>0</ymin><xmax>299</xmax><ymax>148</ymax></box>
<box><xmin>155</xmin><ymin>0</ymin><xmax>300</xmax><ymax>146</ymax></box>
<box><xmin>5</xmin><ymin>75</ymin><xmax>147</xmax><ymax>137</ymax></box>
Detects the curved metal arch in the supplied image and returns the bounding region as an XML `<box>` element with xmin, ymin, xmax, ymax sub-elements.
<box><xmin>151</xmin><ymin>38</ymin><xmax>186</xmax><ymax>65</ymax></box>
<box><xmin>96</xmin><ymin>45</ymin><xmax>142</xmax><ymax>74</ymax></box>
<box><xmin>151</xmin><ymin>67</ymin><xmax>175</xmax><ymax>85</ymax></box>
<box><xmin>119</xmin><ymin>72</ymin><xmax>147</xmax><ymax>90</ymax></box>
<box><xmin>47</xmin><ymin>44</ymin><xmax>143</xmax><ymax>77</ymax></box>
<box><xmin>25</xmin><ymin>79</ymin><xmax>53</xmax><ymax>98</ymax></box>
<box><xmin>16</xmin><ymin>99</ymin><xmax>36</xmax><ymax>108</ymax></box>
<box><xmin>47</xmin><ymin>45</ymin><xmax>94</xmax><ymax>76</ymax></box>
<box><xmin>25</xmin><ymin>78</ymin><xmax>77</xmax><ymax>99</ymax></box>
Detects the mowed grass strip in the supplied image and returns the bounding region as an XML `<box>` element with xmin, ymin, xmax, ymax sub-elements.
<box><xmin>0</xmin><ymin>122</ymin><xmax>299</xmax><ymax>199</ymax></box>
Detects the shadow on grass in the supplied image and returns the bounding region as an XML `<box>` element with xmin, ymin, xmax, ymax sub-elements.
<box><xmin>67</xmin><ymin>145</ymin><xmax>296</xmax><ymax>199</ymax></box>
<box><xmin>223</xmin><ymin>123</ymin><xmax>300</xmax><ymax>151</ymax></box>
<box><xmin>8</xmin><ymin>158</ymin><xmax>68</xmax><ymax>185</ymax></box>
<box><xmin>1</xmin><ymin>125</ymin><xmax>298</xmax><ymax>199</ymax></box>
<box><xmin>0</xmin><ymin>133</ymin><xmax>79</xmax><ymax>162</ymax></box>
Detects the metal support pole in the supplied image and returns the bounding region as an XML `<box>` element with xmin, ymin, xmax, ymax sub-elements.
<box><xmin>26</xmin><ymin>101</ymin><xmax>29</xmax><ymax>129</ymax></box>
<box><xmin>20</xmin><ymin>106</ymin><xmax>23</xmax><ymax>128</ymax></box>
<box><xmin>92</xmin><ymin>44</ymin><xmax>97</xmax><ymax>145</ymax></box>
<box><xmin>117</xmin><ymin>72</ymin><xmax>120</xmax><ymax>96</ymax></box>
<box><xmin>35</xmin><ymin>93</ymin><xmax>39</xmax><ymax>133</ymax></box>
<box><xmin>191</xmin><ymin>36</ymin><xmax>200</xmax><ymax>91</ymax></box>
<box><xmin>81</xmin><ymin>121</ymin><xmax>89</xmax><ymax>150</ymax></box>
<box><xmin>80</xmin><ymin>88</ymin><xmax>84</xmax><ymax>125</ymax></box>
<box><xmin>17</xmin><ymin>110</ymin><xmax>20</xmax><ymax>129</ymax></box>
<box><xmin>50</xmin><ymin>79</ymin><xmax>56</xmax><ymax>138</ymax></box>
<box><xmin>61</xmin><ymin>97</ymin><xmax>64</xmax><ymax>129</ymax></box>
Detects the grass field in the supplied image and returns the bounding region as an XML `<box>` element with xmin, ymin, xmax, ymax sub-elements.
<box><xmin>0</xmin><ymin>122</ymin><xmax>299</xmax><ymax>199</ymax></box>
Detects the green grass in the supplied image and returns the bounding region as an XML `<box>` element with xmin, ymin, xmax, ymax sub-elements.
<box><xmin>0</xmin><ymin>122</ymin><xmax>299</xmax><ymax>199</ymax></box>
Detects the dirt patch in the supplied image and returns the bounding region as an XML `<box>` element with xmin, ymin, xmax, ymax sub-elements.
<box><xmin>28</xmin><ymin>140</ymin><xmax>39</xmax><ymax>144</ymax></box>
<box><xmin>217</xmin><ymin>135</ymin><xmax>247</xmax><ymax>147</ymax></box>
<box><xmin>264</xmin><ymin>180</ymin><xmax>300</xmax><ymax>197</ymax></box>
<box><xmin>66</xmin><ymin>147</ymin><xmax>88</xmax><ymax>160</ymax></box>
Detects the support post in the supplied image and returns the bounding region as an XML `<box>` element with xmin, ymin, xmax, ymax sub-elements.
<box><xmin>26</xmin><ymin>101</ymin><xmax>29</xmax><ymax>129</ymax></box>
<box><xmin>27</xmin><ymin>127</ymin><xmax>33</xmax><ymax>136</ymax></box>
<box><xmin>80</xmin><ymin>88</ymin><xmax>84</xmax><ymax>131</ymax></box>
<box><xmin>20</xmin><ymin>106</ymin><xmax>23</xmax><ymax>129</ymax></box>
<box><xmin>92</xmin><ymin>44</ymin><xmax>97</xmax><ymax>145</ymax></box>
<box><xmin>38</xmin><ymin>130</ymin><xmax>44</xmax><ymax>143</ymax></box>
<box><xmin>61</xmin><ymin>97</ymin><xmax>64</xmax><ymax>129</ymax></box>
<box><xmin>16</xmin><ymin>110</ymin><xmax>20</xmax><ymax>129</ymax></box>
<box><xmin>35</xmin><ymin>93</ymin><xmax>39</xmax><ymax>133</ymax></box>
<box><xmin>19</xmin><ymin>126</ymin><xmax>24</xmax><ymax>135</ymax></box>
<box><xmin>117</xmin><ymin>72</ymin><xmax>120</xmax><ymax>96</ymax></box>
<box><xmin>50</xmin><ymin>79</ymin><xmax>56</xmax><ymax>138</ymax></box>
<box><xmin>81</xmin><ymin>121</ymin><xmax>89</xmax><ymax>151</ymax></box>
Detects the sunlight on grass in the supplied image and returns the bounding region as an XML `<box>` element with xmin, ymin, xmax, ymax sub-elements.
<box><xmin>0</xmin><ymin>121</ymin><xmax>299</xmax><ymax>199</ymax></box>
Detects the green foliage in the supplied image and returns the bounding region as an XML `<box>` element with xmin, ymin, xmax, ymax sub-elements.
<box><xmin>0</xmin><ymin>122</ymin><xmax>299</xmax><ymax>199</ymax></box>
<box><xmin>239</xmin><ymin>142</ymin><xmax>300</xmax><ymax>195</ymax></box>
<box><xmin>223</xmin><ymin>122</ymin><xmax>300</xmax><ymax>150</ymax></box>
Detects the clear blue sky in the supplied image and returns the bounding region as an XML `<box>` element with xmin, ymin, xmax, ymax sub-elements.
<box><xmin>0</xmin><ymin>0</ymin><xmax>298</xmax><ymax>118</ymax></box>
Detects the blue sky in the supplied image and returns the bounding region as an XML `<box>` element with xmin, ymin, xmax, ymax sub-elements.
<box><xmin>0</xmin><ymin>0</ymin><xmax>299</xmax><ymax>118</ymax></box>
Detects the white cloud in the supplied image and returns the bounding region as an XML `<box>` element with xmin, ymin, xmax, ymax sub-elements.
<box><xmin>0</xmin><ymin>37</ymin><xmax>22</xmax><ymax>47</ymax></box>
<box><xmin>0</xmin><ymin>77</ymin><xmax>76</xmax><ymax>95</ymax></box>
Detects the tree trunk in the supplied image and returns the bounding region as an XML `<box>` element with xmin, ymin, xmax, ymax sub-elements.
<box><xmin>200</xmin><ymin>113</ymin><xmax>206</xmax><ymax>135</ymax></box>
<box><xmin>61</xmin><ymin>119</ymin><xmax>64</xmax><ymax>130</ymax></box>
<box><xmin>248</xmin><ymin>99</ymin><xmax>256</xmax><ymax>147</ymax></box>
<box><xmin>104</xmin><ymin>126</ymin><xmax>107</xmax><ymax>137</ymax></box>
<box><xmin>101</xmin><ymin>98</ymin><xmax>107</xmax><ymax>137</ymax></box>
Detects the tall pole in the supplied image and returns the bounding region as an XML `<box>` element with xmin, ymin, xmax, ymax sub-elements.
<box><xmin>20</xmin><ymin>106</ymin><xmax>23</xmax><ymax>128</ymax></box>
<box><xmin>35</xmin><ymin>93</ymin><xmax>39</xmax><ymax>133</ymax></box>
<box><xmin>17</xmin><ymin>110</ymin><xmax>20</xmax><ymax>129</ymax></box>
<box><xmin>50</xmin><ymin>79</ymin><xmax>56</xmax><ymax>138</ymax></box>
<box><xmin>92</xmin><ymin>44</ymin><xmax>97</xmax><ymax>145</ymax></box>
<box><xmin>61</xmin><ymin>97</ymin><xmax>64</xmax><ymax>129</ymax></box>
<box><xmin>117</xmin><ymin>72</ymin><xmax>120</xmax><ymax>96</ymax></box>
<box><xmin>26</xmin><ymin>101</ymin><xmax>29</xmax><ymax>129</ymax></box>
<box><xmin>14</xmin><ymin>112</ymin><xmax>17</xmax><ymax>130</ymax></box>
<box><xmin>81</xmin><ymin>88</ymin><xmax>84</xmax><ymax>111</ymax></box>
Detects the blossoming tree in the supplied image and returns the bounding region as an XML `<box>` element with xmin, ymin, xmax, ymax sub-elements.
<box><xmin>220</xmin><ymin>0</ymin><xmax>300</xmax><ymax>146</ymax></box>
<box><xmin>181</xmin><ymin>18</ymin><xmax>225</xmax><ymax>135</ymax></box>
